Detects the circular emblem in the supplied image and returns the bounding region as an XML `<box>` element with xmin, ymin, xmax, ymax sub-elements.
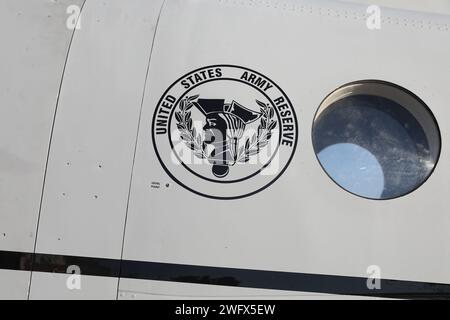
<box><xmin>152</xmin><ymin>65</ymin><xmax>298</xmax><ymax>199</ymax></box>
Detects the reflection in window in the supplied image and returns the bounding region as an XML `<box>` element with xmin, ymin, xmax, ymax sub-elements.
<box><xmin>313</xmin><ymin>83</ymin><xmax>440</xmax><ymax>200</ymax></box>
<box><xmin>318</xmin><ymin>143</ymin><xmax>384</xmax><ymax>199</ymax></box>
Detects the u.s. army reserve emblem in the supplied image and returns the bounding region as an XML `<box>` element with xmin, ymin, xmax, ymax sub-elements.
<box><xmin>152</xmin><ymin>65</ymin><xmax>298</xmax><ymax>200</ymax></box>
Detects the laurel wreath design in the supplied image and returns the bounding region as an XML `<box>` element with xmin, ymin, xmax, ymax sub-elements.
<box><xmin>175</xmin><ymin>96</ymin><xmax>277</xmax><ymax>163</ymax></box>
<box><xmin>235</xmin><ymin>100</ymin><xmax>277</xmax><ymax>163</ymax></box>
<box><xmin>175</xmin><ymin>95</ymin><xmax>208</xmax><ymax>159</ymax></box>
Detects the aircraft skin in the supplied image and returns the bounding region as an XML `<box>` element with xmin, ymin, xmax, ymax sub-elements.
<box><xmin>0</xmin><ymin>0</ymin><xmax>449</xmax><ymax>300</ymax></box>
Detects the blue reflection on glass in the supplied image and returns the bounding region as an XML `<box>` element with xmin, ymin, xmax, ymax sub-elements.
<box><xmin>313</xmin><ymin>94</ymin><xmax>432</xmax><ymax>199</ymax></box>
<box><xmin>318</xmin><ymin>143</ymin><xmax>384</xmax><ymax>199</ymax></box>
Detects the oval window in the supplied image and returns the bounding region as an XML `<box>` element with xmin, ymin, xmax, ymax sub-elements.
<box><xmin>312</xmin><ymin>81</ymin><xmax>441</xmax><ymax>200</ymax></box>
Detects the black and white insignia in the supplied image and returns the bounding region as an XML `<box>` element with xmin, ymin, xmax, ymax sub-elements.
<box><xmin>152</xmin><ymin>65</ymin><xmax>298</xmax><ymax>200</ymax></box>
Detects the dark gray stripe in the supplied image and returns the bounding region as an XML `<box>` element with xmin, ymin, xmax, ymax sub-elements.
<box><xmin>0</xmin><ymin>251</ymin><xmax>33</xmax><ymax>272</ymax></box>
<box><xmin>120</xmin><ymin>260</ymin><xmax>450</xmax><ymax>299</ymax></box>
<box><xmin>1</xmin><ymin>250</ymin><xmax>450</xmax><ymax>299</ymax></box>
